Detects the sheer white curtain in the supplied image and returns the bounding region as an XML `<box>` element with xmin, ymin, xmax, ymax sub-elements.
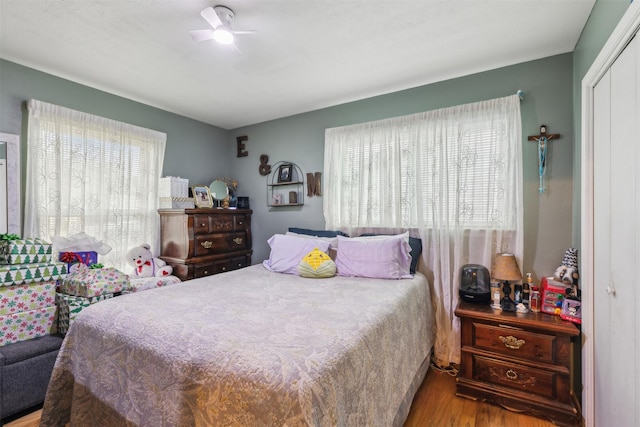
<box><xmin>24</xmin><ymin>100</ymin><xmax>166</xmax><ymax>271</ymax></box>
<box><xmin>324</xmin><ymin>94</ymin><xmax>523</xmax><ymax>366</ymax></box>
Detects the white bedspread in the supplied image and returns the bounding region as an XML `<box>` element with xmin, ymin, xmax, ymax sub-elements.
<box><xmin>41</xmin><ymin>264</ymin><xmax>435</xmax><ymax>426</ymax></box>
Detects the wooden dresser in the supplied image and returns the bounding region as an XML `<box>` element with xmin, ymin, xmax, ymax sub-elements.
<box><xmin>455</xmin><ymin>301</ymin><xmax>581</xmax><ymax>426</ymax></box>
<box><xmin>158</xmin><ymin>208</ymin><xmax>252</xmax><ymax>281</ymax></box>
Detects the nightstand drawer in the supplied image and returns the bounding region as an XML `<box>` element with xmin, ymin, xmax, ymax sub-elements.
<box><xmin>473</xmin><ymin>354</ymin><xmax>556</xmax><ymax>399</ymax></box>
<box><xmin>473</xmin><ymin>322</ymin><xmax>556</xmax><ymax>364</ymax></box>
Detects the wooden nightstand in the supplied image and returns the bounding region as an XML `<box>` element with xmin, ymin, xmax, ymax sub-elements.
<box><xmin>455</xmin><ymin>301</ymin><xmax>581</xmax><ymax>426</ymax></box>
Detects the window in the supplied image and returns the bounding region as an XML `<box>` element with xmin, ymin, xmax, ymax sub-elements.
<box><xmin>24</xmin><ymin>100</ymin><xmax>166</xmax><ymax>271</ymax></box>
<box><xmin>324</xmin><ymin>94</ymin><xmax>523</xmax><ymax>367</ymax></box>
<box><xmin>324</xmin><ymin>95</ymin><xmax>521</xmax><ymax>232</ymax></box>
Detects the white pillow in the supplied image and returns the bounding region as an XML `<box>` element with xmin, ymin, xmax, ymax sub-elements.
<box><xmin>285</xmin><ymin>231</ymin><xmax>339</xmax><ymax>251</ymax></box>
<box><xmin>335</xmin><ymin>233</ymin><xmax>412</xmax><ymax>279</ymax></box>
<box><xmin>263</xmin><ymin>234</ymin><xmax>331</xmax><ymax>275</ymax></box>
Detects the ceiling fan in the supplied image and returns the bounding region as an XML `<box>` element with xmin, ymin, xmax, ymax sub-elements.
<box><xmin>190</xmin><ymin>5</ymin><xmax>255</xmax><ymax>46</ymax></box>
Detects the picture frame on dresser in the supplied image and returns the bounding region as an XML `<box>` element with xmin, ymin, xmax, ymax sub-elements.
<box><xmin>192</xmin><ymin>185</ymin><xmax>213</xmax><ymax>208</ymax></box>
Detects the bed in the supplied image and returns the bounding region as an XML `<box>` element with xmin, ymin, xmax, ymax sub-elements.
<box><xmin>40</xmin><ymin>234</ymin><xmax>435</xmax><ymax>426</ymax></box>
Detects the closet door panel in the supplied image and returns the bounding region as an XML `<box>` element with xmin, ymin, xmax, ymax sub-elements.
<box><xmin>608</xmin><ymin>37</ymin><xmax>637</xmax><ymax>423</ymax></box>
<box><xmin>592</xmin><ymin>70</ymin><xmax>613</xmax><ymax>427</ymax></box>
<box><xmin>593</xmin><ymin>34</ymin><xmax>639</xmax><ymax>427</ymax></box>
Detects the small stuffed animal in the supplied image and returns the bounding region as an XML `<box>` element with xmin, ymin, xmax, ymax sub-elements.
<box><xmin>126</xmin><ymin>243</ymin><xmax>173</xmax><ymax>278</ymax></box>
<box><xmin>554</xmin><ymin>247</ymin><xmax>579</xmax><ymax>298</ymax></box>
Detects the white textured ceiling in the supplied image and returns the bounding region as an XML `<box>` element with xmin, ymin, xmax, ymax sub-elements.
<box><xmin>0</xmin><ymin>0</ymin><xmax>595</xmax><ymax>130</ymax></box>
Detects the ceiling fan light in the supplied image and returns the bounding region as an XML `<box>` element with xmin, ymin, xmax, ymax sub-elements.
<box><xmin>213</xmin><ymin>27</ymin><xmax>234</xmax><ymax>44</ymax></box>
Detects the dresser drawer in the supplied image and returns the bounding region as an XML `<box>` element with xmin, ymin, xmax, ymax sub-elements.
<box><xmin>473</xmin><ymin>354</ymin><xmax>556</xmax><ymax>399</ymax></box>
<box><xmin>194</xmin><ymin>232</ymin><xmax>247</xmax><ymax>256</ymax></box>
<box><xmin>473</xmin><ymin>322</ymin><xmax>556</xmax><ymax>364</ymax></box>
<box><xmin>234</xmin><ymin>215</ymin><xmax>248</xmax><ymax>230</ymax></box>
<box><xmin>193</xmin><ymin>262</ymin><xmax>216</xmax><ymax>278</ymax></box>
<box><xmin>194</xmin><ymin>258</ymin><xmax>248</xmax><ymax>277</ymax></box>
<box><xmin>229</xmin><ymin>255</ymin><xmax>249</xmax><ymax>270</ymax></box>
<box><xmin>193</xmin><ymin>214</ymin><xmax>236</xmax><ymax>234</ymax></box>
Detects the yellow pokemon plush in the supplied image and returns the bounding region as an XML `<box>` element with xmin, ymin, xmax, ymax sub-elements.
<box><xmin>298</xmin><ymin>248</ymin><xmax>336</xmax><ymax>278</ymax></box>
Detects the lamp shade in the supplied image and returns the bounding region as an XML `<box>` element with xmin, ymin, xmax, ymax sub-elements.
<box><xmin>492</xmin><ymin>253</ymin><xmax>522</xmax><ymax>282</ymax></box>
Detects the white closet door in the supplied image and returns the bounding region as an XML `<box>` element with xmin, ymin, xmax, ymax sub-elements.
<box><xmin>593</xmin><ymin>34</ymin><xmax>639</xmax><ymax>427</ymax></box>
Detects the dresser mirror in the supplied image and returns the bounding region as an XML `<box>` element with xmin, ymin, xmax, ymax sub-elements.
<box><xmin>209</xmin><ymin>180</ymin><xmax>229</xmax><ymax>201</ymax></box>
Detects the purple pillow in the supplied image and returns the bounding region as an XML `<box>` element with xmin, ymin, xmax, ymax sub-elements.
<box><xmin>335</xmin><ymin>234</ymin><xmax>412</xmax><ymax>279</ymax></box>
<box><xmin>263</xmin><ymin>234</ymin><xmax>331</xmax><ymax>275</ymax></box>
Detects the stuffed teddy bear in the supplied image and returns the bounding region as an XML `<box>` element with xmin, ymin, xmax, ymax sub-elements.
<box><xmin>554</xmin><ymin>247</ymin><xmax>579</xmax><ymax>298</ymax></box>
<box><xmin>126</xmin><ymin>243</ymin><xmax>173</xmax><ymax>278</ymax></box>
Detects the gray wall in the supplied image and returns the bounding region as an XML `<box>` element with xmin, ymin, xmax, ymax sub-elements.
<box><xmin>232</xmin><ymin>54</ymin><xmax>576</xmax><ymax>280</ymax></box>
<box><xmin>0</xmin><ymin>59</ymin><xmax>230</xmax><ymax>193</ymax></box>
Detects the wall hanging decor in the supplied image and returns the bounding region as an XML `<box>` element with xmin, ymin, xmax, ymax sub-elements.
<box><xmin>236</xmin><ymin>135</ymin><xmax>248</xmax><ymax>157</ymax></box>
<box><xmin>267</xmin><ymin>161</ymin><xmax>304</xmax><ymax>208</ymax></box>
<box><xmin>258</xmin><ymin>154</ymin><xmax>271</xmax><ymax>176</ymax></box>
<box><xmin>306</xmin><ymin>172</ymin><xmax>322</xmax><ymax>196</ymax></box>
<box><xmin>527</xmin><ymin>124</ymin><xmax>561</xmax><ymax>194</ymax></box>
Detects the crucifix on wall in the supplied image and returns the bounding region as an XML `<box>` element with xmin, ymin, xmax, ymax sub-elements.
<box><xmin>527</xmin><ymin>124</ymin><xmax>561</xmax><ymax>194</ymax></box>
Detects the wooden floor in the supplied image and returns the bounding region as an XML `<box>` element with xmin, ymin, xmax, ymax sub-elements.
<box><xmin>5</xmin><ymin>366</ymin><xmax>557</xmax><ymax>427</ymax></box>
<box><xmin>405</xmin><ymin>366</ymin><xmax>557</xmax><ymax>427</ymax></box>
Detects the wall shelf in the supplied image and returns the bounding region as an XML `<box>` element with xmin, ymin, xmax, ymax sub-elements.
<box><xmin>267</xmin><ymin>161</ymin><xmax>304</xmax><ymax>207</ymax></box>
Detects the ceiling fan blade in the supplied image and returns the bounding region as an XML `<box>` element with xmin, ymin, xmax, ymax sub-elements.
<box><xmin>232</xmin><ymin>30</ymin><xmax>256</xmax><ymax>35</ymax></box>
<box><xmin>200</xmin><ymin>6</ymin><xmax>223</xmax><ymax>29</ymax></box>
<box><xmin>190</xmin><ymin>29</ymin><xmax>215</xmax><ymax>42</ymax></box>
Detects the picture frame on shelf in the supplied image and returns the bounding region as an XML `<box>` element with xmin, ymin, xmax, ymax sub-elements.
<box><xmin>278</xmin><ymin>163</ymin><xmax>292</xmax><ymax>183</ymax></box>
<box><xmin>192</xmin><ymin>185</ymin><xmax>213</xmax><ymax>208</ymax></box>
<box><xmin>272</xmin><ymin>194</ymin><xmax>283</xmax><ymax>205</ymax></box>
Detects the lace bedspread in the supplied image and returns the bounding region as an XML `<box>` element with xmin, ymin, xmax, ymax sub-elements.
<box><xmin>41</xmin><ymin>264</ymin><xmax>435</xmax><ymax>426</ymax></box>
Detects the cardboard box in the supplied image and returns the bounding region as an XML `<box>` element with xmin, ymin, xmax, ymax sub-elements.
<box><xmin>0</xmin><ymin>306</ymin><xmax>56</xmax><ymax>346</ymax></box>
<box><xmin>0</xmin><ymin>238</ymin><xmax>53</xmax><ymax>265</ymax></box>
<box><xmin>159</xmin><ymin>197</ymin><xmax>195</xmax><ymax>209</ymax></box>
<box><xmin>0</xmin><ymin>262</ymin><xmax>67</xmax><ymax>287</ymax></box>
<box><xmin>0</xmin><ymin>281</ymin><xmax>56</xmax><ymax>315</ymax></box>
<box><xmin>55</xmin><ymin>292</ymin><xmax>114</xmax><ymax>334</ymax></box>
<box><xmin>58</xmin><ymin>251</ymin><xmax>98</xmax><ymax>273</ymax></box>
<box><xmin>159</xmin><ymin>176</ymin><xmax>189</xmax><ymax>198</ymax></box>
<box><xmin>59</xmin><ymin>264</ymin><xmax>129</xmax><ymax>297</ymax></box>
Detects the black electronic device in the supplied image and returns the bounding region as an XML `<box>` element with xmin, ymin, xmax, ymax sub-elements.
<box><xmin>459</xmin><ymin>264</ymin><xmax>491</xmax><ymax>304</ymax></box>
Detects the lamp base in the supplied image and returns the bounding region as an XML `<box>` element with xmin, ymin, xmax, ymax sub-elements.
<box><xmin>500</xmin><ymin>296</ymin><xmax>517</xmax><ymax>312</ymax></box>
<box><xmin>500</xmin><ymin>281</ymin><xmax>517</xmax><ymax>312</ymax></box>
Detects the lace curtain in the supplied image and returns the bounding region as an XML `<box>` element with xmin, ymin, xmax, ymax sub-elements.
<box><xmin>324</xmin><ymin>94</ymin><xmax>523</xmax><ymax>366</ymax></box>
<box><xmin>24</xmin><ymin>100</ymin><xmax>166</xmax><ymax>271</ymax></box>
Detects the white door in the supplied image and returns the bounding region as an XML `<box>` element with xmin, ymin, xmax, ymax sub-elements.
<box><xmin>592</xmin><ymin>34</ymin><xmax>639</xmax><ymax>426</ymax></box>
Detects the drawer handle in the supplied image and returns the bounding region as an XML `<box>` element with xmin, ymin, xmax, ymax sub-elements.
<box><xmin>222</xmin><ymin>266</ymin><xmax>226</xmax><ymax>271</ymax></box>
<box><xmin>201</xmin><ymin>222</ymin><xmax>207</xmax><ymax>227</ymax></box>
<box><xmin>238</xmin><ymin>221</ymin><xmax>243</xmax><ymax>225</ymax></box>
<box><xmin>201</xmin><ymin>241</ymin><xmax>213</xmax><ymax>249</ymax></box>
<box><xmin>203</xmin><ymin>270</ymin><xmax>208</xmax><ymax>275</ymax></box>
<box><xmin>233</xmin><ymin>237</ymin><xmax>243</xmax><ymax>245</ymax></box>
<box><xmin>505</xmin><ymin>369</ymin><xmax>518</xmax><ymax>381</ymax></box>
<box><xmin>499</xmin><ymin>335</ymin><xmax>525</xmax><ymax>350</ymax></box>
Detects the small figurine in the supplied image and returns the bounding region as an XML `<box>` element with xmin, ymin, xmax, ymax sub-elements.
<box><xmin>554</xmin><ymin>247</ymin><xmax>580</xmax><ymax>298</ymax></box>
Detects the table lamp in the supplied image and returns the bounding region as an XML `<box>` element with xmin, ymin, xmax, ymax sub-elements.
<box><xmin>492</xmin><ymin>253</ymin><xmax>522</xmax><ymax>312</ymax></box>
